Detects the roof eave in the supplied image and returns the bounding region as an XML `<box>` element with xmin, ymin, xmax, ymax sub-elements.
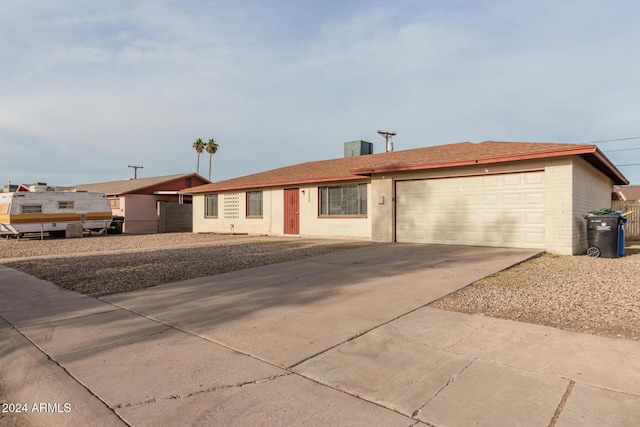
<box><xmin>583</xmin><ymin>149</ymin><xmax>629</xmax><ymax>185</ymax></box>
<box><xmin>119</xmin><ymin>173</ymin><xmax>205</xmax><ymax>195</ymax></box>
<box><xmin>185</xmin><ymin>175</ymin><xmax>366</xmax><ymax>194</ymax></box>
<box><xmin>351</xmin><ymin>146</ymin><xmax>602</xmax><ymax>175</ymax></box>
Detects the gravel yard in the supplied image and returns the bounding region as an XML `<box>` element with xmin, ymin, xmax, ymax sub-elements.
<box><xmin>1</xmin><ymin>234</ymin><xmax>370</xmax><ymax>297</ymax></box>
<box><xmin>1</xmin><ymin>234</ymin><xmax>639</xmax><ymax>341</ymax></box>
<box><xmin>0</xmin><ymin>233</ymin><xmax>253</xmax><ymax>260</ymax></box>
<box><xmin>432</xmin><ymin>245</ymin><xmax>640</xmax><ymax>341</ymax></box>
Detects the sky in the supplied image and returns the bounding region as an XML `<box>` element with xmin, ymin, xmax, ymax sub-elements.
<box><xmin>1</xmin><ymin>0</ymin><xmax>640</xmax><ymax>186</ymax></box>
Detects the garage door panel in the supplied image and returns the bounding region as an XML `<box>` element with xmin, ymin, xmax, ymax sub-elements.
<box><xmin>396</xmin><ymin>172</ymin><xmax>545</xmax><ymax>249</ymax></box>
<box><xmin>463</xmin><ymin>230</ymin><xmax>482</xmax><ymax>242</ymax></box>
<box><xmin>525</xmin><ymin>193</ymin><xmax>544</xmax><ymax>206</ymax></box>
<box><xmin>481</xmin><ymin>211</ymin><xmax>502</xmax><ymax>224</ymax></box>
<box><xmin>525</xmin><ymin>212</ymin><xmax>544</xmax><ymax>225</ymax></box>
<box><xmin>482</xmin><ymin>176</ymin><xmax>499</xmax><ymax>187</ymax></box>
<box><xmin>525</xmin><ymin>173</ymin><xmax>544</xmax><ymax>185</ymax></box>
<box><xmin>483</xmin><ymin>194</ymin><xmax>500</xmax><ymax>206</ymax></box>
<box><xmin>502</xmin><ymin>212</ymin><xmax>522</xmax><ymax>224</ymax></box>
<box><xmin>503</xmin><ymin>174</ymin><xmax>522</xmax><ymax>185</ymax></box>
<box><xmin>502</xmin><ymin>193</ymin><xmax>522</xmax><ymax>206</ymax></box>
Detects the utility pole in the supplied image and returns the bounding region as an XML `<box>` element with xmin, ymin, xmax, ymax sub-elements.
<box><xmin>377</xmin><ymin>130</ymin><xmax>396</xmax><ymax>152</ymax></box>
<box><xmin>128</xmin><ymin>165</ymin><xmax>143</xmax><ymax>179</ymax></box>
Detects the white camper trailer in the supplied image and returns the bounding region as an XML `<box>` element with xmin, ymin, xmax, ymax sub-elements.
<box><xmin>0</xmin><ymin>185</ymin><xmax>113</xmax><ymax>237</ymax></box>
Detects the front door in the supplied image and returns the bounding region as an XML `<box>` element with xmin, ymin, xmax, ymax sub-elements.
<box><xmin>284</xmin><ymin>188</ymin><xmax>299</xmax><ymax>235</ymax></box>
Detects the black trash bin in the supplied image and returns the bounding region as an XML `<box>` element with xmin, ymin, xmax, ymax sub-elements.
<box><xmin>109</xmin><ymin>216</ymin><xmax>124</xmax><ymax>234</ymax></box>
<box><xmin>585</xmin><ymin>212</ymin><xmax>626</xmax><ymax>258</ymax></box>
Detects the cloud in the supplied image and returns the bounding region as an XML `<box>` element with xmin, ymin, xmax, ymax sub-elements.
<box><xmin>1</xmin><ymin>1</ymin><xmax>640</xmax><ymax>185</ymax></box>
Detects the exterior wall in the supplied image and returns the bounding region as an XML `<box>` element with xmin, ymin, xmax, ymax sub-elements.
<box><xmin>542</xmin><ymin>159</ymin><xmax>574</xmax><ymax>254</ymax></box>
<box><xmin>120</xmin><ymin>195</ymin><xmax>164</xmax><ymax>233</ymax></box>
<box><xmin>298</xmin><ymin>185</ymin><xmax>371</xmax><ymax>239</ymax></box>
<box><xmin>571</xmin><ymin>157</ymin><xmax>614</xmax><ymax>254</ymax></box>
<box><xmin>371</xmin><ymin>176</ymin><xmax>394</xmax><ymax>242</ymax></box>
<box><xmin>542</xmin><ymin>157</ymin><xmax>613</xmax><ymax>255</ymax></box>
<box><xmin>193</xmin><ymin>183</ymin><xmax>371</xmax><ymax>239</ymax></box>
<box><xmin>113</xmin><ymin>194</ymin><xmax>187</xmax><ymax>234</ymax></box>
<box><xmin>193</xmin><ymin>189</ymin><xmax>280</xmax><ymax>235</ymax></box>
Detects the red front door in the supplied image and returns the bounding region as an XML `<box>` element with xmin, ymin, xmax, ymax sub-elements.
<box><xmin>284</xmin><ymin>188</ymin><xmax>299</xmax><ymax>235</ymax></box>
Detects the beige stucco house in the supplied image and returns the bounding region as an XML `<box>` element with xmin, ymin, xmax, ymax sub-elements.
<box><xmin>72</xmin><ymin>173</ymin><xmax>210</xmax><ymax>233</ymax></box>
<box><xmin>185</xmin><ymin>141</ymin><xmax>628</xmax><ymax>255</ymax></box>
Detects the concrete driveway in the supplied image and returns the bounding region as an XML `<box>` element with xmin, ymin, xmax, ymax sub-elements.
<box><xmin>2</xmin><ymin>242</ymin><xmax>640</xmax><ymax>426</ymax></box>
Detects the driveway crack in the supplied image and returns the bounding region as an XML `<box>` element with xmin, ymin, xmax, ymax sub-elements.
<box><xmin>548</xmin><ymin>380</ymin><xmax>575</xmax><ymax>427</ymax></box>
<box><xmin>412</xmin><ymin>358</ymin><xmax>476</xmax><ymax>419</ymax></box>
<box><xmin>114</xmin><ymin>372</ymin><xmax>293</xmax><ymax>409</ymax></box>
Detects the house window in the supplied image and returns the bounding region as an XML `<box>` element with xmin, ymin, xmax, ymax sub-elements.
<box><xmin>21</xmin><ymin>205</ymin><xmax>42</xmax><ymax>214</ymax></box>
<box><xmin>58</xmin><ymin>201</ymin><xmax>74</xmax><ymax>209</ymax></box>
<box><xmin>108</xmin><ymin>198</ymin><xmax>120</xmax><ymax>209</ymax></box>
<box><xmin>319</xmin><ymin>184</ymin><xmax>367</xmax><ymax>216</ymax></box>
<box><xmin>246</xmin><ymin>191</ymin><xmax>263</xmax><ymax>217</ymax></box>
<box><xmin>205</xmin><ymin>194</ymin><xmax>218</xmax><ymax>217</ymax></box>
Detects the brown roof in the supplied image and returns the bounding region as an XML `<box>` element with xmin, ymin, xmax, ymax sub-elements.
<box><xmin>187</xmin><ymin>141</ymin><xmax>628</xmax><ymax>193</ymax></box>
<box><xmin>70</xmin><ymin>173</ymin><xmax>210</xmax><ymax>195</ymax></box>
<box><xmin>615</xmin><ymin>185</ymin><xmax>640</xmax><ymax>201</ymax></box>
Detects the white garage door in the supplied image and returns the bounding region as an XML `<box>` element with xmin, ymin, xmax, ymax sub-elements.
<box><xmin>395</xmin><ymin>172</ymin><xmax>545</xmax><ymax>248</ymax></box>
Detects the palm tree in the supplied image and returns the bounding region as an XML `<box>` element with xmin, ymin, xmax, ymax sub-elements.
<box><xmin>192</xmin><ymin>138</ymin><xmax>205</xmax><ymax>174</ymax></box>
<box><xmin>205</xmin><ymin>138</ymin><xmax>219</xmax><ymax>181</ymax></box>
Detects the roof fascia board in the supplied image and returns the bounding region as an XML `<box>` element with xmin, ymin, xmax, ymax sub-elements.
<box><xmin>351</xmin><ymin>146</ymin><xmax>600</xmax><ymax>175</ymax></box>
<box><xmin>589</xmin><ymin>149</ymin><xmax>629</xmax><ymax>185</ymax></box>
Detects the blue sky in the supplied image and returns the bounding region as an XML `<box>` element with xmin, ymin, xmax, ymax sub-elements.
<box><xmin>1</xmin><ymin>0</ymin><xmax>639</xmax><ymax>186</ymax></box>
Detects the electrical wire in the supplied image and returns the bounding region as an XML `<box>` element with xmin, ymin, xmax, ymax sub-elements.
<box><xmin>603</xmin><ymin>147</ymin><xmax>640</xmax><ymax>152</ymax></box>
<box><xmin>587</xmin><ymin>136</ymin><xmax>640</xmax><ymax>144</ymax></box>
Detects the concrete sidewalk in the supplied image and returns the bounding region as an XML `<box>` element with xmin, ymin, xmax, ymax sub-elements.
<box><xmin>1</xmin><ymin>243</ymin><xmax>640</xmax><ymax>426</ymax></box>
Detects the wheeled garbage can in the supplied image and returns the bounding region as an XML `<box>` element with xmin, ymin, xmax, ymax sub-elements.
<box><xmin>585</xmin><ymin>212</ymin><xmax>626</xmax><ymax>258</ymax></box>
<box><xmin>109</xmin><ymin>216</ymin><xmax>124</xmax><ymax>234</ymax></box>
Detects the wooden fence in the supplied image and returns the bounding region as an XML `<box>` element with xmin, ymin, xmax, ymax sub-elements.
<box><xmin>612</xmin><ymin>200</ymin><xmax>640</xmax><ymax>240</ymax></box>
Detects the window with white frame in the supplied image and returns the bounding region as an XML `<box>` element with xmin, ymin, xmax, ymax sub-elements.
<box><xmin>319</xmin><ymin>183</ymin><xmax>367</xmax><ymax>216</ymax></box>
<box><xmin>205</xmin><ymin>194</ymin><xmax>218</xmax><ymax>217</ymax></box>
<box><xmin>246</xmin><ymin>191</ymin><xmax>263</xmax><ymax>217</ymax></box>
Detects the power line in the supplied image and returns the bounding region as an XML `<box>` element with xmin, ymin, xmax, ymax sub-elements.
<box><xmin>587</xmin><ymin>136</ymin><xmax>640</xmax><ymax>144</ymax></box>
<box><xmin>603</xmin><ymin>147</ymin><xmax>640</xmax><ymax>153</ymax></box>
<box><xmin>615</xmin><ymin>163</ymin><xmax>640</xmax><ymax>167</ymax></box>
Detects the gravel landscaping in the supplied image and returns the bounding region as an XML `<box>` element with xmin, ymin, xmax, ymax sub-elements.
<box><xmin>1</xmin><ymin>233</ymin><xmax>639</xmax><ymax>341</ymax></box>
<box><xmin>432</xmin><ymin>245</ymin><xmax>640</xmax><ymax>341</ymax></box>
<box><xmin>1</xmin><ymin>234</ymin><xmax>370</xmax><ymax>297</ymax></box>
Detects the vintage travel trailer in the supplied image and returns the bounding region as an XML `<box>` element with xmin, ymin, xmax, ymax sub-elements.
<box><xmin>0</xmin><ymin>184</ymin><xmax>113</xmax><ymax>237</ymax></box>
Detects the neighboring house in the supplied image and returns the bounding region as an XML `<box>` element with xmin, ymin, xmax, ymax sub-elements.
<box><xmin>613</xmin><ymin>185</ymin><xmax>640</xmax><ymax>201</ymax></box>
<box><xmin>71</xmin><ymin>173</ymin><xmax>210</xmax><ymax>233</ymax></box>
<box><xmin>613</xmin><ymin>185</ymin><xmax>640</xmax><ymax>240</ymax></box>
<box><xmin>185</xmin><ymin>141</ymin><xmax>628</xmax><ymax>255</ymax></box>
